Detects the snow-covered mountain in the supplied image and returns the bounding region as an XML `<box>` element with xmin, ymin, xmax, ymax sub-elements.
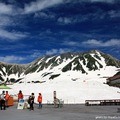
<box><xmin>0</xmin><ymin>50</ymin><xmax>120</xmax><ymax>84</ymax></box>
<box><xmin>0</xmin><ymin>50</ymin><xmax>120</xmax><ymax>104</ymax></box>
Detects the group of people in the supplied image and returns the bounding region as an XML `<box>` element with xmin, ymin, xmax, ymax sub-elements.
<box><xmin>17</xmin><ymin>90</ymin><xmax>42</xmax><ymax>110</ymax></box>
<box><xmin>0</xmin><ymin>90</ymin><xmax>42</xmax><ymax>111</ymax></box>
<box><xmin>0</xmin><ymin>91</ymin><xmax>9</xmax><ymax>110</ymax></box>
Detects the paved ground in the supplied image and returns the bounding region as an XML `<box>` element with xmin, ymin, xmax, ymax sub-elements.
<box><xmin>0</xmin><ymin>104</ymin><xmax>120</xmax><ymax>120</ymax></box>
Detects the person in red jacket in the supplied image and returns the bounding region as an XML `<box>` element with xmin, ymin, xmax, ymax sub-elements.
<box><xmin>5</xmin><ymin>91</ymin><xmax>10</xmax><ymax>107</ymax></box>
<box><xmin>17</xmin><ymin>90</ymin><xmax>24</xmax><ymax>102</ymax></box>
<box><xmin>37</xmin><ymin>93</ymin><xmax>42</xmax><ymax>109</ymax></box>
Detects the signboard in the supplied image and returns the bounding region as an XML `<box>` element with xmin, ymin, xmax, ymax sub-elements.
<box><xmin>17</xmin><ymin>99</ymin><xmax>25</xmax><ymax>109</ymax></box>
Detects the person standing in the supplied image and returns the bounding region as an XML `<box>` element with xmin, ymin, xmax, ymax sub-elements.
<box><xmin>29</xmin><ymin>93</ymin><xmax>35</xmax><ymax>111</ymax></box>
<box><xmin>37</xmin><ymin>93</ymin><xmax>42</xmax><ymax>109</ymax></box>
<box><xmin>17</xmin><ymin>90</ymin><xmax>24</xmax><ymax>102</ymax></box>
<box><xmin>0</xmin><ymin>91</ymin><xmax>6</xmax><ymax>110</ymax></box>
<box><xmin>5</xmin><ymin>91</ymin><xmax>10</xmax><ymax>107</ymax></box>
<box><xmin>27</xmin><ymin>95</ymin><xmax>31</xmax><ymax>109</ymax></box>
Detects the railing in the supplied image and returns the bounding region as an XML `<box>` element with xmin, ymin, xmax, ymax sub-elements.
<box><xmin>47</xmin><ymin>99</ymin><xmax>64</xmax><ymax>108</ymax></box>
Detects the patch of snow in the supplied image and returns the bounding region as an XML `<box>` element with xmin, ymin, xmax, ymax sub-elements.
<box><xmin>1</xmin><ymin>66</ymin><xmax>120</xmax><ymax>104</ymax></box>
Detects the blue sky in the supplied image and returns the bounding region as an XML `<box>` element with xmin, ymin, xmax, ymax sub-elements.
<box><xmin>0</xmin><ymin>0</ymin><xmax>120</xmax><ymax>64</ymax></box>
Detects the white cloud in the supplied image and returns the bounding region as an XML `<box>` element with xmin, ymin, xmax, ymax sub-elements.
<box><xmin>0</xmin><ymin>29</ymin><xmax>28</xmax><ymax>41</ymax></box>
<box><xmin>108</xmin><ymin>10</ymin><xmax>120</xmax><ymax>18</ymax></box>
<box><xmin>62</xmin><ymin>39</ymin><xmax>120</xmax><ymax>48</ymax></box>
<box><xmin>90</xmin><ymin>0</ymin><xmax>114</xmax><ymax>3</ymax></box>
<box><xmin>0</xmin><ymin>0</ymin><xmax>64</xmax><ymax>15</ymax></box>
<box><xmin>46</xmin><ymin>49</ymin><xmax>58</xmax><ymax>55</ymax></box>
<box><xmin>0</xmin><ymin>0</ymin><xmax>116</xmax><ymax>16</ymax></box>
<box><xmin>64</xmin><ymin>0</ymin><xmax>116</xmax><ymax>3</ymax></box>
<box><xmin>82</xmin><ymin>39</ymin><xmax>102</xmax><ymax>46</ymax></box>
<box><xmin>0</xmin><ymin>2</ymin><xmax>28</xmax><ymax>41</ymax></box>
<box><xmin>24</xmin><ymin>0</ymin><xmax>63</xmax><ymax>14</ymax></box>
<box><xmin>34</xmin><ymin>12</ymin><xmax>55</xmax><ymax>19</ymax></box>
<box><xmin>0</xmin><ymin>0</ymin><xmax>63</xmax><ymax>40</ymax></box>
<box><xmin>82</xmin><ymin>39</ymin><xmax>120</xmax><ymax>47</ymax></box>
<box><xmin>46</xmin><ymin>48</ymin><xmax>71</xmax><ymax>55</ymax></box>
<box><xmin>34</xmin><ymin>12</ymin><xmax>49</xmax><ymax>18</ymax></box>
<box><xmin>63</xmin><ymin>40</ymin><xmax>80</xmax><ymax>46</ymax></box>
<box><xmin>0</xmin><ymin>15</ymin><xmax>13</xmax><ymax>27</ymax></box>
<box><xmin>58</xmin><ymin>17</ymin><xmax>72</xmax><ymax>24</ymax></box>
<box><xmin>29</xmin><ymin>50</ymin><xmax>43</xmax><ymax>58</ymax></box>
<box><xmin>59</xmin><ymin>48</ymin><xmax>70</xmax><ymax>54</ymax></box>
<box><xmin>0</xmin><ymin>55</ymin><xmax>25</xmax><ymax>64</ymax></box>
<box><xmin>104</xmin><ymin>39</ymin><xmax>120</xmax><ymax>46</ymax></box>
<box><xmin>0</xmin><ymin>3</ymin><xmax>13</xmax><ymax>15</ymax></box>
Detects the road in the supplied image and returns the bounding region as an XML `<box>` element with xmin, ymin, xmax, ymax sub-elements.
<box><xmin>0</xmin><ymin>104</ymin><xmax>120</xmax><ymax>120</ymax></box>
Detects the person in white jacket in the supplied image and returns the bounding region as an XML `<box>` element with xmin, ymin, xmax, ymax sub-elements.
<box><xmin>0</xmin><ymin>91</ymin><xmax>6</xmax><ymax>110</ymax></box>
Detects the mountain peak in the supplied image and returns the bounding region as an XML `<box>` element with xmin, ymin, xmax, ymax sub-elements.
<box><xmin>0</xmin><ymin>50</ymin><xmax>120</xmax><ymax>83</ymax></box>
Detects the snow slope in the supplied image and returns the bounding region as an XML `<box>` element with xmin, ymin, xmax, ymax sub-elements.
<box><xmin>1</xmin><ymin>66</ymin><xmax>120</xmax><ymax>104</ymax></box>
